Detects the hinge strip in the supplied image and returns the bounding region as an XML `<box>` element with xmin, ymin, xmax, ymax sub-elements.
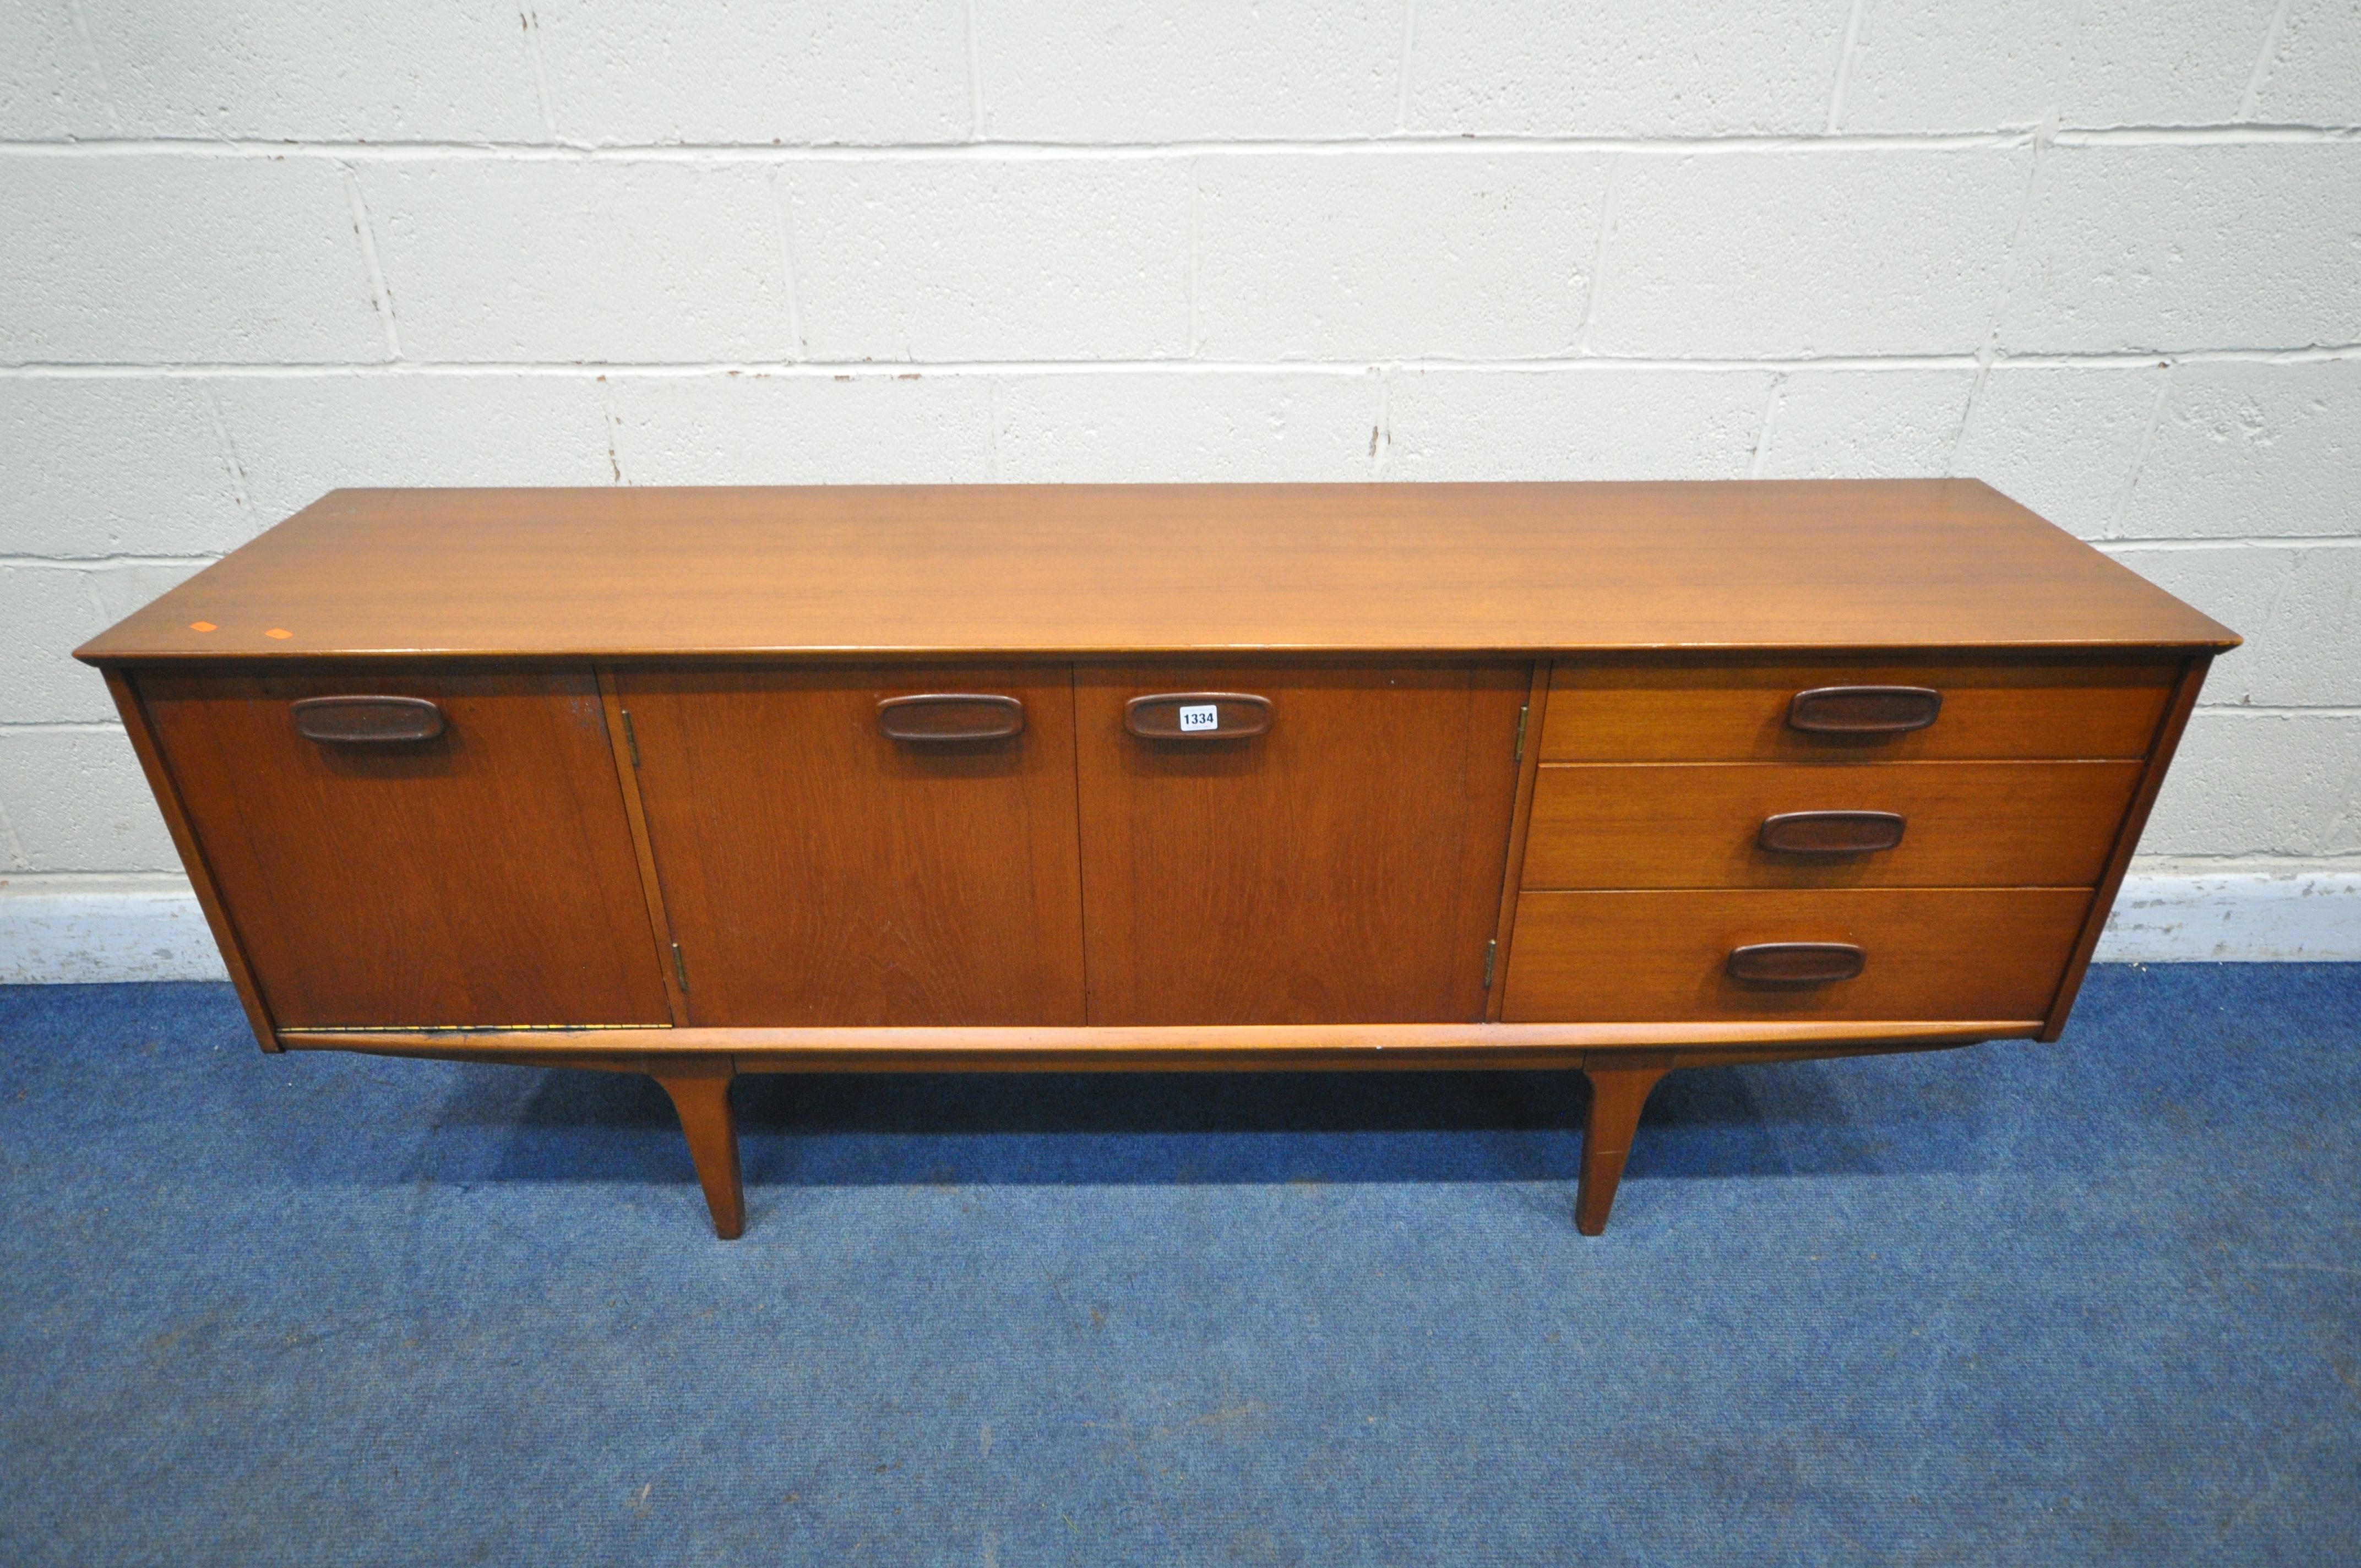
<box><xmin>621</xmin><ymin>708</ymin><xmax>640</xmax><ymax>768</ymax></box>
<box><xmin>1482</xmin><ymin>938</ymin><xmax>1498</xmax><ymax>989</ymax></box>
<box><xmin>1513</xmin><ymin>704</ymin><xmax>1528</xmax><ymax>763</ymax></box>
<box><xmin>671</xmin><ymin>941</ymin><xmax>690</xmax><ymax>992</ymax></box>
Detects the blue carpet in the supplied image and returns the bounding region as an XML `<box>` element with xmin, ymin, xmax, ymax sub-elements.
<box><xmin>1</xmin><ymin>966</ymin><xmax>2355</xmax><ymax>1566</ymax></box>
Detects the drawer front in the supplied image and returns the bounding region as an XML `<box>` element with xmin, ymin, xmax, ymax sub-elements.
<box><xmin>1522</xmin><ymin>761</ymin><xmax>2140</xmax><ymax>890</ymax></box>
<box><xmin>1502</xmin><ymin>889</ymin><xmax>2090</xmax><ymax>1023</ymax></box>
<box><xmin>136</xmin><ymin>667</ymin><xmax>672</xmax><ymax>1029</ymax></box>
<box><xmin>1544</xmin><ymin>657</ymin><xmax>2178</xmax><ymax>763</ymax></box>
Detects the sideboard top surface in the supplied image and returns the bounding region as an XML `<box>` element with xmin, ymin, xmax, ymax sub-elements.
<box><xmin>76</xmin><ymin>480</ymin><xmax>2237</xmax><ymax>663</ymax></box>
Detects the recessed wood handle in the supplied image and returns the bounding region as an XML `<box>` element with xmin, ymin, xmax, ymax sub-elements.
<box><xmin>1124</xmin><ymin>692</ymin><xmax>1274</xmax><ymax>740</ymax></box>
<box><xmin>1726</xmin><ymin>943</ymin><xmax>1867</xmax><ymax>984</ymax></box>
<box><xmin>876</xmin><ymin>694</ymin><xmax>1025</xmax><ymax>742</ymax></box>
<box><xmin>1758</xmin><ymin>810</ymin><xmax>1907</xmax><ymax>856</ymax></box>
<box><xmin>290</xmin><ymin>695</ymin><xmax>445</xmax><ymax>743</ymax></box>
<box><xmin>1787</xmin><ymin>686</ymin><xmax>1943</xmax><ymax>734</ymax></box>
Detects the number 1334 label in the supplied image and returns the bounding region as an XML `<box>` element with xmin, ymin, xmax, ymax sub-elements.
<box><xmin>1177</xmin><ymin>704</ymin><xmax>1220</xmax><ymax>732</ymax></box>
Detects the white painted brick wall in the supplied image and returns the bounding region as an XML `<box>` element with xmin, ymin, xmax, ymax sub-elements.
<box><xmin>1195</xmin><ymin>153</ymin><xmax>1610</xmax><ymax>360</ymax></box>
<box><xmin>980</xmin><ymin>1</ymin><xmax>1402</xmax><ymax>140</ymax></box>
<box><xmin>784</xmin><ymin>160</ymin><xmax>1193</xmax><ymax>361</ymax></box>
<box><xmin>1</xmin><ymin>0</ymin><xmax>2356</xmax><ymax>960</ymax></box>
<box><xmin>1405</xmin><ymin>2</ymin><xmax>1846</xmax><ymax>136</ymax></box>
<box><xmin>0</xmin><ymin>155</ymin><xmax>383</xmax><ymax>362</ymax></box>
<box><xmin>1587</xmin><ymin>151</ymin><xmax>2027</xmax><ymax>357</ymax></box>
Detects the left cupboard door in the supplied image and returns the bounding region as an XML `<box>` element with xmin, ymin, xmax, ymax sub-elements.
<box><xmin>134</xmin><ymin>668</ymin><xmax>673</xmax><ymax>1029</ymax></box>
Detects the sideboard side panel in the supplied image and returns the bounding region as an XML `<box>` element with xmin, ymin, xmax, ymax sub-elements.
<box><xmin>2039</xmin><ymin>652</ymin><xmax>2213</xmax><ymax>1041</ymax></box>
<box><xmin>105</xmin><ymin>668</ymin><xmax>280</xmax><ymax>1051</ymax></box>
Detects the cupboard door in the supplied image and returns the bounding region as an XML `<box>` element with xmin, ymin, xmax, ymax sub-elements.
<box><xmin>136</xmin><ymin>668</ymin><xmax>671</xmax><ymax>1029</ymax></box>
<box><xmin>1075</xmin><ymin>662</ymin><xmax>1528</xmax><ymax>1025</ymax></box>
<box><xmin>617</xmin><ymin>665</ymin><xmax>1084</xmax><ymax>1026</ymax></box>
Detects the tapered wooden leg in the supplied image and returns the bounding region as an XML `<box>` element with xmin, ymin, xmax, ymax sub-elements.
<box><xmin>652</xmin><ymin>1061</ymin><xmax>744</xmax><ymax>1240</ymax></box>
<box><xmin>1576</xmin><ymin>1064</ymin><xmax>1670</xmax><ymax>1236</ymax></box>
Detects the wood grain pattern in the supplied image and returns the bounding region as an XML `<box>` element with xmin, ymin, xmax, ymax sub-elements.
<box><xmin>73</xmin><ymin>482</ymin><xmax>2236</xmax><ymax>665</ymax></box>
<box><xmin>1485</xmin><ymin>662</ymin><xmax>1554</xmax><ymax>1022</ymax></box>
<box><xmin>135</xmin><ymin>667</ymin><xmax>672</xmax><ymax>1028</ymax></box>
<box><xmin>1503</xmin><ymin>888</ymin><xmax>2092</xmax><ymax>1023</ymax></box>
<box><xmin>652</xmin><ymin>1060</ymin><xmax>743</xmax><ymax>1239</ymax></box>
<box><xmin>276</xmin><ymin>1018</ymin><xmax>2034</xmax><ymax>1074</ymax></box>
<box><xmin>105</xmin><ymin>669</ymin><xmax>280</xmax><ymax>1051</ymax></box>
<box><xmin>2042</xmin><ymin>653</ymin><xmax>2213</xmax><ymax>1041</ymax></box>
<box><xmin>616</xmin><ymin>664</ymin><xmax>1086</xmax><ymax>1027</ymax></box>
<box><xmin>1075</xmin><ymin>661</ymin><xmax>1527</xmax><ymax>1025</ymax></box>
<box><xmin>1543</xmin><ymin>656</ymin><xmax>2179</xmax><ymax>762</ymax></box>
<box><xmin>597</xmin><ymin>670</ymin><xmax>690</xmax><ymax>1025</ymax></box>
<box><xmin>1576</xmin><ymin>1065</ymin><xmax>1669</xmax><ymax>1235</ymax></box>
<box><xmin>1521</xmin><ymin>761</ymin><xmax>2141</xmax><ymax>890</ymax></box>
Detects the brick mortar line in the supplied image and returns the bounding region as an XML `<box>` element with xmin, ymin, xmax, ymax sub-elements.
<box><xmin>4</xmin><ymin>348</ymin><xmax>2358</xmax><ymax>378</ymax></box>
<box><xmin>2</xmin><ymin>127</ymin><xmax>2357</xmax><ymax>161</ymax></box>
<box><xmin>2101</xmin><ymin>537</ymin><xmax>2361</xmax><ymax>552</ymax></box>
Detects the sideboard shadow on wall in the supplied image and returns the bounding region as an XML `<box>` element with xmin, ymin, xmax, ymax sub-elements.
<box><xmin>74</xmin><ymin>481</ymin><xmax>2236</xmax><ymax>1238</ymax></box>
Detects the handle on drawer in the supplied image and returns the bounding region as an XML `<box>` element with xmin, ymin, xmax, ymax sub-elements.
<box><xmin>1787</xmin><ymin>685</ymin><xmax>1943</xmax><ymax>734</ymax></box>
<box><xmin>290</xmin><ymin>695</ymin><xmax>446</xmax><ymax>743</ymax></box>
<box><xmin>1124</xmin><ymin>692</ymin><xmax>1274</xmax><ymax>741</ymax></box>
<box><xmin>1726</xmin><ymin>943</ymin><xmax>1867</xmax><ymax>984</ymax></box>
<box><xmin>1758</xmin><ymin>810</ymin><xmax>1907</xmax><ymax>856</ymax></box>
<box><xmin>876</xmin><ymin>694</ymin><xmax>1025</xmax><ymax>742</ymax></box>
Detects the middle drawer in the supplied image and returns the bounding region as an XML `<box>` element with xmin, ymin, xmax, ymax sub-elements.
<box><xmin>1522</xmin><ymin>761</ymin><xmax>2140</xmax><ymax>890</ymax></box>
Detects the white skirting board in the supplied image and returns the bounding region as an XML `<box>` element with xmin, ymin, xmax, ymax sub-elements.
<box><xmin>1</xmin><ymin>872</ymin><xmax>2357</xmax><ymax>986</ymax></box>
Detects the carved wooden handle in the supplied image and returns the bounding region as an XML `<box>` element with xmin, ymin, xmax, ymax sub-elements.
<box><xmin>1787</xmin><ymin>686</ymin><xmax>1943</xmax><ymax>734</ymax></box>
<box><xmin>1124</xmin><ymin>693</ymin><xmax>1274</xmax><ymax>740</ymax></box>
<box><xmin>290</xmin><ymin>695</ymin><xmax>446</xmax><ymax>743</ymax></box>
<box><xmin>1758</xmin><ymin>810</ymin><xmax>1907</xmax><ymax>855</ymax></box>
<box><xmin>875</xmin><ymin>694</ymin><xmax>1025</xmax><ymax>742</ymax></box>
<box><xmin>1726</xmin><ymin>943</ymin><xmax>1867</xmax><ymax>984</ymax></box>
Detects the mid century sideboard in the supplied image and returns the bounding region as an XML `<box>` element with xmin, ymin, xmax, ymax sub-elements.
<box><xmin>75</xmin><ymin>481</ymin><xmax>2235</xmax><ymax>1238</ymax></box>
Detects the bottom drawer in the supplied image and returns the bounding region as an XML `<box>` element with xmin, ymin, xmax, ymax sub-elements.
<box><xmin>1502</xmin><ymin>888</ymin><xmax>2091</xmax><ymax>1023</ymax></box>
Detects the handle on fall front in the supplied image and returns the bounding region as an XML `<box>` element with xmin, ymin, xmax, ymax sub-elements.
<box><xmin>290</xmin><ymin>695</ymin><xmax>447</xmax><ymax>743</ymax></box>
<box><xmin>1123</xmin><ymin>693</ymin><xmax>1274</xmax><ymax>741</ymax></box>
<box><xmin>875</xmin><ymin>694</ymin><xmax>1026</xmax><ymax>742</ymax></box>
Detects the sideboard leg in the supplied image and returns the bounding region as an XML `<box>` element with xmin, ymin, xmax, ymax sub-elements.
<box><xmin>652</xmin><ymin>1064</ymin><xmax>744</xmax><ymax>1240</ymax></box>
<box><xmin>1575</xmin><ymin>1065</ymin><xmax>1670</xmax><ymax>1236</ymax></box>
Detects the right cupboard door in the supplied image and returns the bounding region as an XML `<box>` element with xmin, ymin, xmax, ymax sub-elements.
<box><xmin>1075</xmin><ymin>662</ymin><xmax>1528</xmax><ymax>1025</ymax></box>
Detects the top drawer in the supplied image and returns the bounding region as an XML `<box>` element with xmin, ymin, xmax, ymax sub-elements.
<box><xmin>1543</xmin><ymin>656</ymin><xmax>2180</xmax><ymax>763</ymax></box>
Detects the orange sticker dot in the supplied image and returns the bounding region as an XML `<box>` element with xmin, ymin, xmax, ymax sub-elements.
<box><xmin>264</xmin><ymin>628</ymin><xmax>293</xmax><ymax>640</ymax></box>
<box><xmin>188</xmin><ymin>621</ymin><xmax>216</xmax><ymax>633</ymax></box>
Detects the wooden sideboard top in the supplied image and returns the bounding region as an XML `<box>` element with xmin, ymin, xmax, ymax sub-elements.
<box><xmin>75</xmin><ymin>480</ymin><xmax>2236</xmax><ymax>663</ymax></box>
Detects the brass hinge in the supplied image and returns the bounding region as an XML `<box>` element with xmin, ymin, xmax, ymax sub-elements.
<box><xmin>671</xmin><ymin>941</ymin><xmax>689</xmax><ymax>992</ymax></box>
<box><xmin>1482</xmin><ymin>938</ymin><xmax>1497</xmax><ymax>989</ymax></box>
<box><xmin>620</xmin><ymin>708</ymin><xmax>640</xmax><ymax>768</ymax></box>
<box><xmin>1513</xmin><ymin>704</ymin><xmax>1528</xmax><ymax>763</ymax></box>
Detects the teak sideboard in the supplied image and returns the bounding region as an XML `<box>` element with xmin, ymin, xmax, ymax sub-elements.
<box><xmin>76</xmin><ymin>481</ymin><xmax>2236</xmax><ymax>1238</ymax></box>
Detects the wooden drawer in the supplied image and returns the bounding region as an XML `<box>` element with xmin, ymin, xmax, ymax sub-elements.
<box><xmin>1521</xmin><ymin>761</ymin><xmax>2140</xmax><ymax>890</ymax></box>
<box><xmin>1543</xmin><ymin>656</ymin><xmax>2178</xmax><ymax>763</ymax></box>
<box><xmin>1501</xmin><ymin>888</ymin><xmax>2091</xmax><ymax>1023</ymax></box>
